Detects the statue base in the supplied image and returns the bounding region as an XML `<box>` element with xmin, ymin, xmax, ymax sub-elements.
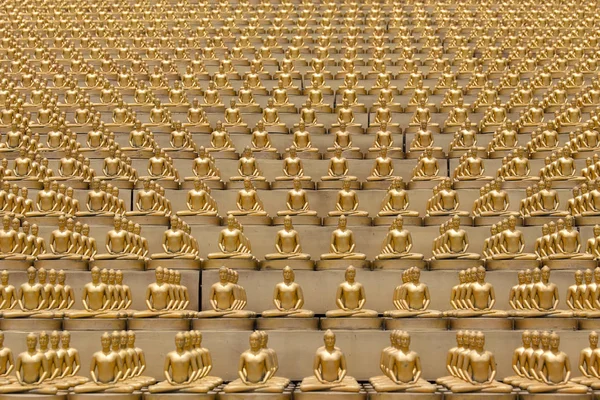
<box><xmin>317</xmin><ymin>181</ymin><xmax>361</xmax><ymax>190</ymax></box>
<box><xmin>125</xmin><ymin>215</ymin><xmax>170</xmax><ymax>225</ymax></box>
<box><xmin>543</xmin><ymin>259</ymin><xmax>597</xmax><ymax>270</ymax></box>
<box><xmin>97</xmin><ymin>180</ymin><xmax>134</xmax><ymax>190</ymax></box>
<box><xmin>474</xmin><ymin>216</ymin><xmax>523</xmax><ymax>226</ymax></box>
<box><xmin>0</xmin><ymin>259</ymin><xmax>33</xmax><ymax>270</ymax></box>
<box><xmin>0</xmin><ymin>395</ymin><xmax>67</xmax><ymax>400</ymax></box>
<box><xmin>128</xmin><ymin>318</ymin><xmax>191</xmax><ymax>331</ymax></box>
<box><xmin>524</xmin><ymin>216</ymin><xmax>570</xmax><ymax>226</ymax></box>
<box><xmin>34</xmin><ymin>259</ymin><xmax>88</xmax><ymax>271</ymax></box>
<box><xmin>485</xmin><ymin>259</ymin><xmax>540</xmax><ymax>270</ymax></box>
<box><xmin>384</xmin><ymin>317</ymin><xmax>447</xmax><ymax>330</ymax></box>
<box><xmin>272</xmin><ymin>216</ymin><xmax>321</xmax><ymax>225</ymax></box>
<box><xmin>500</xmin><ymin>180</ymin><xmax>540</xmax><ymax>189</ymax></box>
<box><xmin>407</xmin><ymin>181</ymin><xmax>446</xmax><ymax>190</ymax></box>
<box><xmin>260</xmin><ymin>260</ymin><xmax>315</xmax><ymax>270</ymax></box>
<box><xmin>227</xmin><ymin>215</ymin><xmax>272</xmax><ymax>225</ymax></box>
<box><xmin>294</xmin><ymin>389</ymin><xmax>366</xmax><ymax>400</ymax></box>
<box><xmin>135</xmin><ymin>180</ymin><xmax>179</xmax><ymax>190</ymax></box>
<box><xmin>219</xmin><ymin>391</ymin><xmax>292</xmax><ymax>400</ymax></box>
<box><xmin>423</xmin><ymin>216</ymin><xmax>472</xmax><ymax>226</ymax></box>
<box><xmin>453</xmin><ymin>180</ymin><xmax>494</xmax><ymax>189</ymax></box>
<box><xmin>444</xmin><ymin>394</ymin><xmax>516</xmax><ymax>400</ymax></box>
<box><xmin>92</xmin><ymin>259</ymin><xmax>146</xmax><ymax>271</ymax></box>
<box><xmin>192</xmin><ymin>317</ymin><xmax>255</xmax><ymax>331</ymax></box>
<box><xmin>0</xmin><ymin>318</ymin><xmax>62</xmax><ymax>331</ymax></box>
<box><xmin>203</xmin><ymin>259</ymin><xmax>259</xmax><ymax>270</ymax></box>
<box><xmin>372</xmin><ymin>259</ymin><xmax>427</xmax><ymax>270</ymax></box>
<box><xmin>63</xmin><ymin>318</ymin><xmax>126</xmax><ymax>331</ymax></box>
<box><xmin>256</xmin><ymin>317</ymin><xmax>319</xmax><ymax>330</ymax></box>
<box><xmin>147</xmin><ymin>259</ymin><xmax>202</xmax><ymax>270</ymax></box>
<box><xmin>579</xmin><ymin>319</ymin><xmax>600</xmax><ymax>329</ymax></box>
<box><xmin>367</xmin><ymin>390</ymin><xmax>442</xmax><ymax>400</ymax></box>
<box><xmin>448</xmin><ymin>317</ymin><xmax>513</xmax><ymax>330</ymax></box>
<box><xmin>429</xmin><ymin>259</ymin><xmax>483</xmax><ymax>270</ymax></box>
<box><xmin>253</xmin><ymin>152</ymin><xmax>280</xmax><ymax>160</ymax></box>
<box><xmin>316</xmin><ymin>260</ymin><xmax>371</xmax><ymax>270</ymax></box>
<box><xmin>364</xmin><ymin>150</ymin><xmax>403</xmax><ymax>160</ymax></box>
<box><xmin>519</xmin><ymin>394</ymin><xmax>590</xmax><ymax>400</ymax></box>
<box><xmin>226</xmin><ymin>181</ymin><xmax>270</xmax><ymax>190</ymax></box>
<box><xmin>75</xmin><ymin>215</ymin><xmax>117</xmax><ymax>225</ymax></box>
<box><xmin>513</xmin><ymin>317</ymin><xmax>578</xmax><ymax>330</ymax></box>
<box><xmin>373</xmin><ymin>216</ymin><xmax>422</xmax><ymax>226</ymax></box>
<box><xmin>320</xmin><ymin>317</ymin><xmax>382</xmax><ymax>330</ymax></box>
<box><xmin>181</xmin><ymin>180</ymin><xmax>225</xmax><ymax>190</ymax></box>
<box><xmin>144</xmin><ymin>393</ymin><xmax>217</xmax><ymax>400</ymax></box>
<box><xmin>323</xmin><ymin>216</ymin><xmax>372</xmax><ymax>226</ymax></box>
<box><xmin>176</xmin><ymin>215</ymin><xmax>221</xmax><ymax>225</ymax></box>
<box><xmin>271</xmin><ymin>181</ymin><xmax>315</xmax><ymax>190</ymax></box>
<box><xmin>575</xmin><ymin>216</ymin><xmax>600</xmax><ymax>226</ymax></box>
<box><xmin>362</xmin><ymin>181</ymin><xmax>397</xmax><ymax>190</ymax></box>
<box><xmin>68</xmin><ymin>393</ymin><xmax>142</xmax><ymax>400</ymax></box>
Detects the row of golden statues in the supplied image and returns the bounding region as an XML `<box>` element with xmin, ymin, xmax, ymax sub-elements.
<box><xmin>0</xmin><ymin>328</ymin><xmax>595</xmax><ymax>394</ymax></box>
<box><xmin>0</xmin><ymin>264</ymin><xmax>598</xmax><ymax>320</ymax></box>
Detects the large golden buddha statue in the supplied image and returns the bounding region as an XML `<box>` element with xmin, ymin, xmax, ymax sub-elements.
<box><xmin>325</xmin><ymin>266</ymin><xmax>378</xmax><ymax>318</ymax></box>
<box><xmin>197</xmin><ymin>267</ymin><xmax>255</xmax><ymax>318</ymax></box>
<box><xmin>508</xmin><ymin>266</ymin><xmax>572</xmax><ymax>317</ymax></box>
<box><xmin>262</xmin><ymin>266</ymin><xmax>314</xmax><ymax>318</ymax></box>
<box><xmin>207</xmin><ymin>214</ymin><xmax>255</xmax><ymax>261</ymax></box>
<box><xmin>384</xmin><ymin>267</ymin><xmax>440</xmax><ymax>317</ymax></box>
<box><xmin>320</xmin><ymin>216</ymin><xmax>366</xmax><ymax>260</ymax></box>
<box><xmin>131</xmin><ymin>267</ymin><xmax>191</xmax><ymax>319</ymax></box>
<box><xmin>445</xmin><ymin>266</ymin><xmax>506</xmax><ymax>317</ymax></box>
<box><xmin>376</xmin><ymin>217</ymin><xmax>424</xmax><ymax>260</ymax></box>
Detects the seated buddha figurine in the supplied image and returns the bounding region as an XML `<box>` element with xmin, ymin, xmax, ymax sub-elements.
<box><xmin>377</xmin><ymin>178</ymin><xmax>419</xmax><ymax>218</ymax></box>
<box><xmin>376</xmin><ymin>217</ymin><xmax>424</xmax><ymax>261</ymax></box>
<box><xmin>207</xmin><ymin>121</ymin><xmax>236</xmax><ymax>155</ymax></box>
<box><xmin>147</xmin><ymin>331</ymin><xmax>222</xmax><ymax>394</ymax></box>
<box><xmin>251</xmin><ymin>121</ymin><xmax>278</xmax><ymax>155</ymax></box>
<box><xmin>367</xmin><ymin>147</ymin><xmax>394</xmax><ymax>181</ymax></box>
<box><xmin>222</xmin><ymin>331</ymin><xmax>288</xmax><ymax>393</ymax></box>
<box><xmin>544</xmin><ymin>216</ymin><xmax>594</xmax><ymax>260</ymax></box>
<box><xmin>327</xmin><ymin>122</ymin><xmax>361</xmax><ymax>156</ymax></box>
<box><xmin>432</xmin><ymin>216</ymin><xmax>480</xmax><ymax>260</ymax></box>
<box><xmin>126</xmin><ymin>179</ymin><xmax>170</xmax><ymax>218</ymax></box>
<box><xmin>265</xmin><ymin>217</ymin><xmax>311</xmax><ymax>261</ymax></box>
<box><xmin>262</xmin><ymin>266</ymin><xmax>314</xmax><ymax>317</ymax></box>
<box><xmin>1</xmin><ymin>267</ymin><xmax>57</xmax><ymax>319</ymax></box>
<box><xmin>507</xmin><ymin>332</ymin><xmax>588</xmax><ymax>394</ymax></box>
<box><xmin>299</xmin><ymin>330</ymin><xmax>361</xmax><ymax>392</ymax></box>
<box><xmin>508</xmin><ymin>266</ymin><xmax>572</xmax><ymax>317</ymax></box>
<box><xmin>229</xmin><ymin>178</ymin><xmax>268</xmax><ymax>217</ymax></box>
<box><xmin>472</xmin><ymin>180</ymin><xmax>518</xmax><ymax>217</ymax></box>
<box><xmin>150</xmin><ymin>216</ymin><xmax>200</xmax><ymax>261</ymax></box>
<box><xmin>426</xmin><ymin>178</ymin><xmax>470</xmax><ymax>217</ymax></box>
<box><xmin>444</xmin><ymin>99</ymin><xmax>470</xmax><ymax>130</ymax></box>
<box><xmin>369</xmin><ymin>331</ymin><xmax>437</xmax><ymax>392</ymax></box>
<box><xmin>411</xmin><ymin>147</ymin><xmax>443</xmax><ymax>182</ymax></box>
<box><xmin>93</xmin><ymin>216</ymin><xmax>146</xmax><ymax>261</ymax></box>
<box><xmin>525</xmin><ymin>180</ymin><xmax>568</xmax><ymax>217</ymax></box>
<box><xmin>177</xmin><ymin>179</ymin><xmax>218</xmax><ymax>218</ymax></box>
<box><xmin>333</xmin><ymin>99</ymin><xmax>361</xmax><ymax>131</ymax></box>
<box><xmin>384</xmin><ymin>267</ymin><xmax>440</xmax><ymax>317</ymax></box>
<box><xmin>369</xmin><ymin>122</ymin><xmax>401</xmax><ymax>154</ymax></box>
<box><xmin>196</xmin><ymin>267</ymin><xmax>255</xmax><ymax>318</ymax></box>
<box><xmin>36</xmin><ymin>216</ymin><xmax>84</xmax><ymax>261</ymax></box>
<box><xmin>321</xmin><ymin>216</ymin><xmax>366</xmax><ymax>260</ymax></box>
<box><xmin>328</xmin><ymin>179</ymin><xmax>368</xmax><ymax>218</ymax></box>
<box><xmin>409</xmin><ymin>121</ymin><xmax>443</xmax><ymax>153</ymax></box>
<box><xmin>487</xmin><ymin>216</ymin><xmax>538</xmax><ymax>260</ymax></box>
<box><xmin>129</xmin><ymin>267</ymin><xmax>191</xmax><ymax>319</ymax></box>
<box><xmin>191</xmin><ymin>147</ymin><xmax>222</xmax><ymax>183</ymax></box>
<box><xmin>570</xmin><ymin>332</ymin><xmax>600</xmax><ymax>389</ymax></box>
<box><xmin>207</xmin><ymin>214</ymin><xmax>255</xmax><ymax>260</ymax></box>
<box><xmin>321</xmin><ymin>148</ymin><xmax>358</xmax><ymax>182</ymax></box>
<box><xmin>261</xmin><ymin>98</ymin><xmax>287</xmax><ymax>132</ymax></box>
<box><xmin>202</xmin><ymin>81</ymin><xmax>224</xmax><ymax>109</ymax></box>
<box><xmin>324</xmin><ymin>266</ymin><xmax>377</xmax><ymax>318</ymax></box>
<box><xmin>276</xmin><ymin>178</ymin><xmax>317</xmax><ymax>217</ymax></box>
<box><xmin>437</xmin><ymin>331</ymin><xmax>513</xmax><ymax>393</ymax></box>
<box><xmin>230</xmin><ymin>147</ymin><xmax>267</xmax><ymax>183</ymax></box>
<box><xmin>276</xmin><ymin>147</ymin><xmax>311</xmax><ymax>182</ymax></box>
<box><xmin>453</xmin><ymin>147</ymin><xmax>493</xmax><ymax>182</ymax></box>
<box><xmin>292</xmin><ymin>121</ymin><xmax>320</xmax><ymax>155</ymax></box>
<box><xmin>445</xmin><ymin>266</ymin><xmax>507</xmax><ymax>317</ymax></box>
<box><xmin>449</xmin><ymin>120</ymin><xmax>482</xmax><ymax>153</ymax></box>
<box><xmin>223</xmin><ymin>99</ymin><xmax>248</xmax><ymax>132</ymax></box>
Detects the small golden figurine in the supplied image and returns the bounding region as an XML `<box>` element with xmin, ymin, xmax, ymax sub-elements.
<box><xmin>196</xmin><ymin>267</ymin><xmax>255</xmax><ymax>318</ymax></box>
<box><xmin>325</xmin><ymin>266</ymin><xmax>377</xmax><ymax>318</ymax></box>
<box><xmin>444</xmin><ymin>266</ymin><xmax>506</xmax><ymax>317</ymax></box>
<box><xmin>262</xmin><ymin>266</ymin><xmax>314</xmax><ymax>317</ymax></box>
<box><xmin>384</xmin><ymin>267</ymin><xmax>440</xmax><ymax>317</ymax></box>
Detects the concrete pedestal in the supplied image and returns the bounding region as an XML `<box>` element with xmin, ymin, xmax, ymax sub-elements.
<box><xmin>293</xmin><ymin>389</ymin><xmax>367</xmax><ymax>400</ymax></box>
<box><xmin>192</xmin><ymin>318</ymin><xmax>256</xmax><ymax>331</ymax></box>
<box><xmin>260</xmin><ymin>260</ymin><xmax>315</xmax><ymax>270</ymax></box>
<box><xmin>203</xmin><ymin>259</ymin><xmax>259</xmax><ymax>270</ymax></box>
<box><xmin>0</xmin><ymin>318</ymin><xmax>62</xmax><ymax>331</ymax></box>
<box><xmin>146</xmin><ymin>259</ymin><xmax>202</xmax><ymax>270</ymax></box>
<box><xmin>513</xmin><ymin>318</ymin><xmax>579</xmax><ymax>330</ymax></box>
<box><xmin>444</xmin><ymin>394</ymin><xmax>517</xmax><ymax>400</ymax></box>
<box><xmin>68</xmin><ymin>393</ymin><xmax>143</xmax><ymax>400</ymax></box>
<box><xmin>92</xmin><ymin>259</ymin><xmax>146</xmax><ymax>271</ymax></box>
<box><xmin>372</xmin><ymin>216</ymin><xmax>422</xmax><ymax>226</ymax></box>
<box><xmin>423</xmin><ymin>216</ymin><xmax>473</xmax><ymax>226</ymax></box>
<box><xmin>316</xmin><ymin>260</ymin><xmax>371</xmax><ymax>270</ymax></box>
<box><xmin>323</xmin><ymin>216</ymin><xmax>372</xmax><ymax>226</ymax></box>
<box><xmin>256</xmin><ymin>317</ymin><xmax>319</xmax><ymax>330</ymax></box>
<box><xmin>384</xmin><ymin>317</ymin><xmax>448</xmax><ymax>330</ymax></box>
<box><xmin>372</xmin><ymin>259</ymin><xmax>427</xmax><ymax>270</ymax></box>
<box><xmin>63</xmin><ymin>318</ymin><xmax>127</xmax><ymax>331</ymax></box>
<box><xmin>448</xmin><ymin>317</ymin><xmax>513</xmax><ymax>330</ymax></box>
<box><xmin>176</xmin><ymin>215</ymin><xmax>222</xmax><ymax>225</ymax></box>
<box><xmin>543</xmin><ymin>260</ymin><xmax>597</xmax><ymax>270</ymax></box>
<box><xmin>128</xmin><ymin>318</ymin><xmax>191</xmax><ymax>331</ymax></box>
<box><xmin>485</xmin><ymin>259</ymin><xmax>541</xmax><ymax>271</ymax></box>
<box><xmin>429</xmin><ymin>259</ymin><xmax>483</xmax><ymax>270</ymax></box>
<box><xmin>143</xmin><ymin>393</ymin><xmax>217</xmax><ymax>400</ymax></box>
<box><xmin>35</xmin><ymin>260</ymin><xmax>89</xmax><ymax>271</ymax></box>
<box><xmin>320</xmin><ymin>317</ymin><xmax>382</xmax><ymax>330</ymax></box>
<box><xmin>518</xmin><ymin>394</ymin><xmax>591</xmax><ymax>400</ymax></box>
<box><xmin>272</xmin><ymin>216</ymin><xmax>321</xmax><ymax>225</ymax></box>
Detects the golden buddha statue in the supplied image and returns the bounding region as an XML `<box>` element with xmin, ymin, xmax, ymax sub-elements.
<box><xmin>367</xmin><ymin>146</ymin><xmax>395</xmax><ymax>181</ymax></box>
<box><xmin>543</xmin><ymin>216</ymin><xmax>594</xmax><ymax>260</ymax></box>
<box><xmin>437</xmin><ymin>331</ymin><xmax>513</xmax><ymax>393</ymax></box>
<box><xmin>299</xmin><ymin>330</ymin><xmax>361</xmax><ymax>392</ymax></box>
<box><xmin>36</xmin><ymin>216</ymin><xmax>84</xmax><ymax>261</ymax></box>
<box><xmin>224</xmin><ymin>99</ymin><xmax>247</xmax><ymax>131</ymax></box>
<box><xmin>229</xmin><ymin>178</ymin><xmax>268</xmax><ymax>217</ymax></box>
<box><xmin>251</xmin><ymin>121</ymin><xmax>278</xmax><ymax>154</ymax></box>
<box><xmin>265</xmin><ymin>217</ymin><xmax>310</xmax><ymax>260</ymax></box>
<box><xmin>94</xmin><ymin>216</ymin><xmax>146</xmax><ymax>261</ymax></box>
<box><xmin>506</xmin><ymin>332</ymin><xmax>588</xmax><ymax>394</ymax></box>
<box><xmin>292</xmin><ymin>121</ymin><xmax>319</xmax><ymax>155</ymax></box>
<box><xmin>262</xmin><ymin>266</ymin><xmax>314</xmax><ymax>317</ymax></box>
<box><xmin>376</xmin><ymin>217</ymin><xmax>424</xmax><ymax>261</ymax></box>
<box><xmin>191</xmin><ymin>147</ymin><xmax>222</xmax><ymax>182</ymax></box>
<box><xmin>207</xmin><ymin>121</ymin><xmax>236</xmax><ymax>155</ymax></box>
<box><xmin>426</xmin><ymin>179</ymin><xmax>470</xmax><ymax>217</ymax></box>
<box><xmin>411</xmin><ymin>147</ymin><xmax>443</xmax><ymax>182</ymax></box>
<box><xmin>147</xmin><ymin>331</ymin><xmax>222</xmax><ymax>393</ymax></box>
<box><xmin>570</xmin><ymin>332</ymin><xmax>600</xmax><ymax>389</ymax></box>
<box><xmin>324</xmin><ymin>266</ymin><xmax>377</xmax><ymax>318</ymax></box>
<box><xmin>377</xmin><ymin>178</ymin><xmax>419</xmax><ymax>217</ymax></box>
<box><xmin>321</xmin><ymin>216</ymin><xmax>366</xmax><ymax>260</ymax></box>
<box><xmin>177</xmin><ymin>178</ymin><xmax>218</xmax><ymax>217</ymax></box>
<box><xmin>485</xmin><ymin>216</ymin><xmax>538</xmax><ymax>260</ymax></box>
<box><xmin>445</xmin><ymin>266</ymin><xmax>506</xmax><ymax>317</ymax></box>
<box><xmin>131</xmin><ymin>267</ymin><xmax>191</xmax><ymax>319</ymax></box>
<box><xmin>384</xmin><ymin>267</ymin><xmax>440</xmax><ymax>317</ymax></box>
<box><xmin>0</xmin><ymin>267</ymin><xmax>55</xmax><ymax>319</ymax></box>
<box><xmin>276</xmin><ymin>147</ymin><xmax>310</xmax><ymax>182</ymax></box>
<box><xmin>328</xmin><ymin>179</ymin><xmax>368</xmax><ymax>218</ymax></box>
<box><xmin>261</xmin><ymin>98</ymin><xmax>287</xmax><ymax>132</ymax></box>
<box><xmin>127</xmin><ymin>179</ymin><xmax>171</xmax><ymax>218</ymax></box>
<box><xmin>223</xmin><ymin>331</ymin><xmax>289</xmax><ymax>393</ymax></box>
<box><xmin>432</xmin><ymin>216</ymin><xmax>480</xmax><ymax>260</ymax></box>
<box><xmin>151</xmin><ymin>216</ymin><xmax>200</xmax><ymax>260</ymax></box>
<box><xmin>207</xmin><ymin>214</ymin><xmax>255</xmax><ymax>260</ymax></box>
<box><xmin>508</xmin><ymin>266</ymin><xmax>572</xmax><ymax>317</ymax></box>
<box><xmin>369</xmin><ymin>331</ymin><xmax>437</xmax><ymax>392</ymax></box>
<box><xmin>230</xmin><ymin>147</ymin><xmax>267</xmax><ymax>183</ymax></box>
<box><xmin>196</xmin><ymin>266</ymin><xmax>255</xmax><ymax>318</ymax></box>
